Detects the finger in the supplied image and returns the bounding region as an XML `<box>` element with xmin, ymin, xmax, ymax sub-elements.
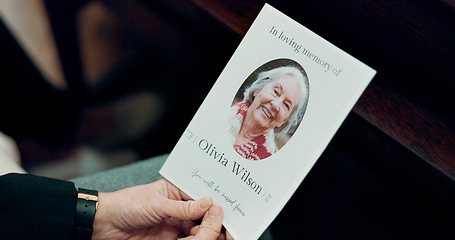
<box><xmin>217</xmin><ymin>231</ymin><xmax>226</xmax><ymax>240</ymax></box>
<box><xmin>162</xmin><ymin>179</ymin><xmax>194</xmax><ymax>201</ymax></box>
<box><xmin>179</xmin><ymin>190</ymin><xmax>194</xmax><ymax>201</ymax></box>
<box><xmin>186</xmin><ymin>227</ymin><xmax>227</xmax><ymax>240</ymax></box>
<box><xmin>193</xmin><ymin>204</ymin><xmax>224</xmax><ymax>240</ymax></box>
<box><xmin>226</xmin><ymin>230</ymin><xmax>234</xmax><ymax>240</ymax></box>
<box><xmin>189</xmin><ymin>225</ymin><xmax>199</xmax><ymax>236</ymax></box>
<box><xmin>161</xmin><ymin>197</ymin><xmax>213</xmax><ymax>221</ymax></box>
<box><xmin>182</xmin><ymin>220</ymin><xmax>197</xmax><ymax>236</ymax></box>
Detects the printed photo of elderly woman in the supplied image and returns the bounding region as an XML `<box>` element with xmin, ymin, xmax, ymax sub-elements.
<box><xmin>229</xmin><ymin>59</ymin><xmax>309</xmax><ymax>161</ymax></box>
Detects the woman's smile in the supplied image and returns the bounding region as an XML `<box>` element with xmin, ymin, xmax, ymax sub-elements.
<box><xmin>261</xmin><ymin>105</ymin><xmax>273</xmax><ymax>119</ymax></box>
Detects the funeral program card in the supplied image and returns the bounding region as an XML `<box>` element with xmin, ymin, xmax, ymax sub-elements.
<box><xmin>160</xmin><ymin>4</ymin><xmax>376</xmax><ymax>240</ymax></box>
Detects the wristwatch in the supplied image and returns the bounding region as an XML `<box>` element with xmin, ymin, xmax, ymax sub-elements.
<box><xmin>71</xmin><ymin>188</ymin><xmax>98</xmax><ymax>240</ymax></box>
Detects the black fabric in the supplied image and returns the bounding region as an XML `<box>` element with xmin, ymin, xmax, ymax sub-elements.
<box><xmin>0</xmin><ymin>173</ymin><xmax>77</xmax><ymax>240</ymax></box>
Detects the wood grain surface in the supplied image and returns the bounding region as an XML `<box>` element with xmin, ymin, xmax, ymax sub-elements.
<box><xmin>189</xmin><ymin>0</ymin><xmax>455</xmax><ymax>179</ymax></box>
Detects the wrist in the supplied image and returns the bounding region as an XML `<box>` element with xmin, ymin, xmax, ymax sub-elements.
<box><xmin>91</xmin><ymin>192</ymin><xmax>112</xmax><ymax>240</ymax></box>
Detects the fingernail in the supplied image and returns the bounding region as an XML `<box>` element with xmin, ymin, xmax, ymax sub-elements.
<box><xmin>199</xmin><ymin>197</ymin><xmax>212</xmax><ymax>209</ymax></box>
<box><xmin>208</xmin><ymin>204</ymin><xmax>222</xmax><ymax>217</ymax></box>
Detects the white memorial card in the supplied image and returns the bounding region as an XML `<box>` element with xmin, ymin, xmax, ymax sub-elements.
<box><xmin>160</xmin><ymin>4</ymin><xmax>376</xmax><ymax>240</ymax></box>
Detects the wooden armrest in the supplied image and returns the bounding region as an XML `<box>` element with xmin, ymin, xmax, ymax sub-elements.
<box><xmin>189</xmin><ymin>0</ymin><xmax>455</xmax><ymax>180</ymax></box>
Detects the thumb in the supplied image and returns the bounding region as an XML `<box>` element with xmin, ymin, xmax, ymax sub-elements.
<box><xmin>161</xmin><ymin>197</ymin><xmax>213</xmax><ymax>221</ymax></box>
<box><xmin>190</xmin><ymin>204</ymin><xmax>224</xmax><ymax>240</ymax></box>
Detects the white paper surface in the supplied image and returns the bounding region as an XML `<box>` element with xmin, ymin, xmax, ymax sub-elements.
<box><xmin>160</xmin><ymin>4</ymin><xmax>376</xmax><ymax>240</ymax></box>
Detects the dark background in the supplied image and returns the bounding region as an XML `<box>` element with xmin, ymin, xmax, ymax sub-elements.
<box><xmin>1</xmin><ymin>0</ymin><xmax>454</xmax><ymax>239</ymax></box>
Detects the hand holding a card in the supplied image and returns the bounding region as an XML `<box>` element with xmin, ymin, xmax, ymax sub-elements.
<box><xmin>92</xmin><ymin>179</ymin><xmax>228</xmax><ymax>240</ymax></box>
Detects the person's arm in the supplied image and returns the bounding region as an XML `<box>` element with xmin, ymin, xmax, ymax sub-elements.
<box><xmin>0</xmin><ymin>173</ymin><xmax>77</xmax><ymax>239</ymax></box>
<box><xmin>92</xmin><ymin>178</ymin><xmax>227</xmax><ymax>240</ymax></box>
<box><xmin>0</xmin><ymin>173</ymin><xmax>228</xmax><ymax>240</ymax></box>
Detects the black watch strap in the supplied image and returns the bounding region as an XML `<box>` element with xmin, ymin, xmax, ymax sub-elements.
<box><xmin>71</xmin><ymin>188</ymin><xmax>98</xmax><ymax>240</ymax></box>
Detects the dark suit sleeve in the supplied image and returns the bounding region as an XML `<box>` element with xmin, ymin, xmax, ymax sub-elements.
<box><xmin>0</xmin><ymin>173</ymin><xmax>77</xmax><ymax>239</ymax></box>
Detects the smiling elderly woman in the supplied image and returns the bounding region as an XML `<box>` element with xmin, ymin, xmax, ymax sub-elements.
<box><xmin>229</xmin><ymin>65</ymin><xmax>309</xmax><ymax>160</ymax></box>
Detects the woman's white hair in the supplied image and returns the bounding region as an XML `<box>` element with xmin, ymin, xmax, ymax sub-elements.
<box><xmin>243</xmin><ymin>65</ymin><xmax>309</xmax><ymax>135</ymax></box>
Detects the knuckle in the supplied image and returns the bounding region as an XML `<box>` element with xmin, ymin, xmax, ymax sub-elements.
<box><xmin>200</xmin><ymin>220</ymin><xmax>222</xmax><ymax>235</ymax></box>
<box><xmin>182</xmin><ymin>200</ymin><xmax>195</xmax><ymax>218</ymax></box>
